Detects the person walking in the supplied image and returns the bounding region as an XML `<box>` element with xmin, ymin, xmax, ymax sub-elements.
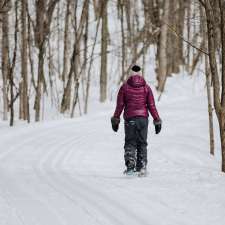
<box><xmin>111</xmin><ymin>65</ymin><xmax>162</xmax><ymax>176</ymax></box>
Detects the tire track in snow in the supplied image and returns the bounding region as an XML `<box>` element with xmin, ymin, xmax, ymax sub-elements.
<box><xmin>0</xmin><ymin>123</ymin><xmax>69</xmax><ymax>161</ymax></box>
<box><xmin>0</xmin><ymin>182</ymin><xmax>27</xmax><ymax>225</ymax></box>
<box><xmin>0</xmin><ymin>116</ymin><xmax>105</xmax><ymax>160</ymax></box>
<box><xmin>33</xmin><ymin>130</ymin><xmax>120</xmax><ymax>225</ymax></box>
<box><xmin>0</xmin><ymin>169</ymin><xmax>69</xmax><ymax>225</ymax></box>
<box><xmin>32</xmin><ymin>136</ymin><xmax>102</xmax><ymax>225</ymax></box>
<box><xmin>29</xmin><ymin>126</ymin><xmax>107</xmax><ymax>224</ymax></box>
<box><xmin>35</xmin><ymin>129</ymin><xmax>126</xmax><ymax>225</ymax></box>
<box><xmin>0</xmin><ymin>128</ymin><xmax>72</xmax><ymax>225</ymax></box>
<box><xmin>0</xmin><ymin>135</ymin><xmax>75</xmax><ymax>225</ymax></box>
<box><xmin>0</xmin><ymin>123</ymin><xmax>101</xmax><ymax>225</ymax></box>
<box><xmin>31</xmin><ymin>123</ymin><xmax>124</xmax><ymax>224</ymax></box>
<box><xmin>44</xmin><ymin>130</ymin><xmax>153</xmax><ymax>225</ymax></box>
<box><xmin>25</xmin><ymin>120</ymin><xmax>152</xmax><ymax>225</ymax></box>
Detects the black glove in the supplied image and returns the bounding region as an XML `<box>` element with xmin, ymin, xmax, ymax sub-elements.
<box><xmin>154</xmin><ymin>119</ymin><xmax>162</xmax><ymax>134</ymax></box>
<box><xmin>111</xmin><ymin>117</ymin><xmax>120</xmax><ymax>132</ymax></box>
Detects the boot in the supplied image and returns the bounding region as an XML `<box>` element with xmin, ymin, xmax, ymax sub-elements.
<box><xmin>124</xmin><ymin>159</ymin><xmax>135</xmax><ymax>175</ymax></box>
<box><xmin>138</xmin><ymin>167</ymin><xmax>147</xmax><ymax>177</ymax></box>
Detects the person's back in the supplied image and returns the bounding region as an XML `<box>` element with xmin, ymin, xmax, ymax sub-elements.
<box><xmin>114</xmin><ymin>74</ymin><xmax>159</xmax><ymax>120</ymax></box>
<box><xmin>111</xmin><ymin>65</ymin><xmax>162</xmax><ymax>176</ymax></box>
<box><xmin>122</xmin><ymin>75</ymin><xmax>148</xmax><ymax>119</ymax></box>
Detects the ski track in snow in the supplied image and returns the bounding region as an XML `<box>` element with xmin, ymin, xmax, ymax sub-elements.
<box><xmin>1</xmin><ymin>78</ymin><xmax>225</xmax><ymax>225</ymax></box>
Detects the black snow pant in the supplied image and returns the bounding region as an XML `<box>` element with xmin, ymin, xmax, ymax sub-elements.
<box><xmin>124</xmin><ymin>117</ymin><xmax>148</xmax><ymax>171</ymax></box>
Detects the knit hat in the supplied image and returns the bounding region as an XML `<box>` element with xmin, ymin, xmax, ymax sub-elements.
<box><xmin>131</xmin><ymin>65</ymin><xmax>141</xmax><ymax>72</ymax></box>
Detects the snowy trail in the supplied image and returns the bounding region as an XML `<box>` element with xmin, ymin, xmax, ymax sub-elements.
<box><xmin>1</xmin><ymin>76</ymin><xmax>225</xmax><ymax>225</ymax></box>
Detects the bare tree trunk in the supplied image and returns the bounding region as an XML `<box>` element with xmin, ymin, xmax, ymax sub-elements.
<box><xmin>70</xmin><ymin>0</ymin><xmax>80</xmax><ymax>118</ymax></box>
<box><xmin>142</xmin><ymin>0</ymin><xmax>151</xmax><ymax>76</ymax></box>
<box><xmin>132</xmin><ymin>7</ymin><xmax>139</xmax><ymax>62</ymax></box>
<box><xmin>119</xmin><ymin>1</ymin><xmax>126</xmax><ymax>83</ymax></box>
<box><xmin>205</xmin><ymin>53</ymin><xmax>215</xmax><ymax>155</ymax></box>
<box><xmin>56</xmin><ymin>2</ymin><xmax>61</xmax><ymax>76</ymax></box>
<box><xmin>177</xmin><ymin>0</ymin><xmax>185</xmax><ymax>67</ymax></box>
<box><xmin>65</xmin><ymin>0</ymin><xmax>79</xmax><ymax>114</ymax></box>
<box><xmin>61</xmin><ymin>0</ymin><xmax>88</xmax><ymax>113</ymax></box>
<box><xmin>204</xmin><ymin>0</ymin><xmax>221</xmax><ymax>117</ymax></box>
<box><xmin>219</xmin><ymin>114</ymin><xmax>225</xmax><ymax>172</ymax></box>
<box><xmin>48</xmin><ymin>40</ymin><xmax>53</xmax><ymax>105</ymax></box>
<box><xmin>1</xmin><ymin>1</ymin><xmax>10</xmax><ymax>120</ymax></box>
<box><xmin>152</xmin><ymin>0</ymin><xmax>160</xmax><ymax>28</ymax></box>
<box><xmin>186</xmin><ymin>0</ymin><xmax>191</xmax><ymax>71</ymax></box>
<box><xmin>20</xmin><ymin>0</ymin><xmax>29</xmax><ymax>121</ymax></box>
<box><xmin>34</xmin><ymin>44</ymin><xmax>45</xmax><ymax>121</ymax></box>
<box><xmin>34</xmin><ymin>0</ymin><xmax>60</xmax><ymax>121</ymax></box>
<box><xmin>61</xmin><ymin>0</ymin><xmax>71</xmax><ymax>86</ymax></box>
<box><xmin>27</xmin><ymin>9</ymin><xmax>36</xmax><ymax>120</ymax></box>
<box><xmin>9</xmin><ymin>0</ymin><xmax>19</xmax><ymax>126</ymax></box>
<box><xmin>92</xmin><ymin>0</ymin><xmax>98</xmax><ymax>18</ymax></box>
<box><xmin>81</xmin><ymin>2</ymin><xmax>89</xmax><ymax>103</ymax></box>
<box><xmin>168</xmin><ymin>0</ymin><xmax>177</xmax><ymax>75</ymax></box>
<box><xmin>219</xmin><ymin>0</ymin><xmax>225</xmax><ymax>171</ymax></box>
<box><xmin>203</xmin><ymin>0</ymin><xmax>225</xmax><ymax>171</ymax></box>
<box><xmin>166</xmin><ymin>0</ymin><xmax>175</xmax><ymax>76</ymax></box>
<box><xmin>100</xmin><ymin>0</ymin><xmax>108</xmax><ymax>102</ymax></box>
<box><xmin>165</xmin><ymin>0</ymin><xmax>185</xmax><ymax>76</ymax></box>
<box><xmin>84</xmin><ymin>9</ymin><xmax>101</xmax><ymax>114</ymax></box>
<box><xmin>124</xmin><ymin>0</ymin><xmax>131</xmax><ymax>48</ymax></box>
<box><xmin>157</xmin><ymin>0</ymin><xmax>170</xmax><ymax>94</ymax></box>
<box><xmin>200</xmin><ymin>3</ymin><xmax>215</xmax><ymax>155</ymax></box>
<box><xmin>71</xmin><ymin>81</ymin><xmax>79</xmax><ymax>117</ymax></box>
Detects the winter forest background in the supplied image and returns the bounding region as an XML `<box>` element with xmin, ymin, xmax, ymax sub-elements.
<box><xmin>0</xmin><ymin>1</ymin><xmax>225</xmax><ymax>224</ymax></box>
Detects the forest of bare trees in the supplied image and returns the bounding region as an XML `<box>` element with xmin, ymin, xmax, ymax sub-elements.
<box><xmin>0</xmin><ymin>0</ymin><xmax>225</xmax><ymax>172</ymax></box>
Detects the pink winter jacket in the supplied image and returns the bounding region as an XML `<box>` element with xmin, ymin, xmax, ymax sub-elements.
<box><xmin>113</xmin><ymin>75</ymin><xmax>160</xmax><ymax>120</ymax></box>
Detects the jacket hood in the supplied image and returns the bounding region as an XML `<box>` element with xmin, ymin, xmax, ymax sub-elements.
<box><xmin>127</xmin><ymin>75</ymin><xmax>146</xmax><ymax>88</ymax></box>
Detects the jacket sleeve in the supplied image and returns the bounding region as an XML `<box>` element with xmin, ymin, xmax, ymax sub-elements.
<box><xmin>146</xmin><ymin>85</ymin><xmax>160</xmax><ymax>121</ymax></box>
<box><xmin>113</xmin><ymin>85</ymin><xmax>125</xmax><ymax>118</ymax></box>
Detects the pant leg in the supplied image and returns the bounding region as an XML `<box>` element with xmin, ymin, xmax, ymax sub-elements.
<box><xmin>136</xmin><ymin>118</ymin><xmax>148</xmax><ymax>170</ymax></box>
<box><xmin>124</xmin><ymin>119</ymin><xmax>137</xmax><ymax>168</ymax></box>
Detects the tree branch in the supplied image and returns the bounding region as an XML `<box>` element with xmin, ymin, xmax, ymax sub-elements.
<box><xmin>165</xmin><ymin>22</ymin><xmax>209</xmax><ymax>55</ymax></box>
<box><xmin>0</xmin><ymin>0</ymin><xmax>12</xmax><ymax>13</ymax></box>
<box><xmin>198</xmin><ymin>0</ymin><xmax>206</xmax><ymax>8</ymax></box>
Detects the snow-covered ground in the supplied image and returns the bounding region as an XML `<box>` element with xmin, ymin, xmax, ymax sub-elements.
<box><xmin>0</xmin><ymin>75</ymin><xmax>225</xmax><ymax>225</ymax></box>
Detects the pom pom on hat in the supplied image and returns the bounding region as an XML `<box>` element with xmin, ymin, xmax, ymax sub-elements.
<box><xmin>131</xmin><ymin>65</ymin><xmax>141</xmax><ymax>72</ymax></box>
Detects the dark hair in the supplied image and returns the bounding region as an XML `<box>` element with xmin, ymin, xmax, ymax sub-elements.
<box><xmin>131</xmin><ymin>65</ymin><xmax>141</xmax><ymax>72</ymax></box>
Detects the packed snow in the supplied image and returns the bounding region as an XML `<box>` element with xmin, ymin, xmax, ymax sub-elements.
<box><xmin>0</xmin><ymin>74</ymin><xmax>225</xmax><ymax>225</ymax></box>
